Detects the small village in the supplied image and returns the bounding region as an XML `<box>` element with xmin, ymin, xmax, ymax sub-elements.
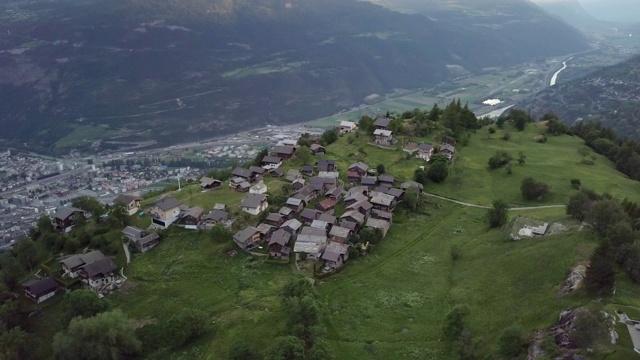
<box><xmin>20</xmin><ymin>116</ymin><xmax>456</xmax><ymax>303</ymax></box>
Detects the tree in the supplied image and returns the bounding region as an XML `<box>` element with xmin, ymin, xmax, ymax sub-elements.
<box><xmin>585</xmin><ymin>245</ymin><xmax>615</xmax><ymax>296</ymax></box>
<box><xmin>358</xmin><ymin>116</ymin><xmax>375</xmax><ymax>134</ymax></box>
<box><xmin>320</xmin><ymin>129</ymin><xmax>338</xmax><ymax>146</ymax></box>
<box><xmin>488</xmin><ymin>151</ymin><xmax>512</xmax><ymax>169</ymax></box>
<box><xmin>296</xmin><ymin>146</ymin><xmax>313</xmax><ymax>165</ymax></box>
<box><xmin>227</xmin><ymin>341</ymin><xmax>261</xmax><ymax>360</ymax></box>
<box><xmin>36</xmin><ymin>215</ymin><xmax>54</xmax><ymax>235</ymax></box>
<box><xmin>52</xmin><ymin>310</ymin><xmax>141</xmax><ymax>360</ymax></box>
<box><xmin>0</xmin><ymin>255</ymin><xmax>23</xmax><ymax>289</ymax></box>
<box><xmin>11</xmin><ymin>238</ymin><xmax>42</xmax><ymax>271</ymax></box>
<box><xmin>428</xmin><ymin>104</ymin><xmax>441</xmax><ymax>122</ymax></box>
<box><xmin>498</xmin><ymin>325</ymin><xmax>527</xmax><ymax>358</ymax></box>
<box><xmin>442</xmin><ymin>305</ymin><xmax>469</xmax><ymax>340</ymax></box>
<box><xmin>520</xmin><ymin>178</ymin><xmax>550</xmax><ymax>201</ymax></box>
<box><xmin>358</xmin><ymin>228</ymin><xmax>383</xmax><ymax>245</ymax></box>
<box><xmin>566</xmin><ymin>190</ymin><xmax>593</xmax><ymax>220</ymax></box>
<box><xmin>414</xmin><ymin>168</ymin><xmax>429</xmax><ymax>186</ymax></box>
<box><xmin>488</xmin><ymin>127</ymin><xmax>496</xmax><ymax>137</ymax></box>
<box><xmin>211</xmin><ymin>224</ymin><xmax>233</xmax><ymax>243</ymax></box>
<box><xmin>505</xmin><ymin>163</ymin><xmax>513</xmax><ymax>175</ymax></box>
<box><xmin>403</xmin><ymin>186</ymin><xmax>422</xmax><ymax>211</ymax></box>
<box><xmin>308</xmin><ymin>339</ymin><xmax>335</xmax><ymax>360</ymax></box>
<box><xmin>108</xmin><ymin>202</ymin><xmax>129</xmax><ymax>227</ymax></box>
<box><xmin>72</xmin><ymin>196</ymin><xmax>106</xmax><ymax>218</ymax></box>
<box><xmin>0</xmin><ymin>326</ymin><xmax>29</xmax><ymax>360</ymax></box>
<box><xmin>166</xmin><ymin>309</ymin><xmax>209</xmax><ymax>348</ymax></box>
<box><xmin>376</xmin><ymin>164</ymin><xmax>385</xmax><ymax>174</ymax></box>
<box><xmin>588</xmin><ymin>199</ymin><xmax>628</xmax><ymax>236</ymax></box>
<box><xmin>502</xmin><ymin>131</ymin><xmax>511</xmax><ymax>141</ymax></box>
<box><xmin>264</xmin><ymin>336</ymin><xmax>305</xmax><ymax>360</ymax></box>
<box><xmin>607</xmin><ymin>220</ymin><xmax>634</xmax><ymax>264</ymax></box>
<box><xmin>427</xmin><ymin>161</ymin><xmax>449</xmax><ymax>183</ymax></box>
<box><xmin>569</xmin><ymin>306</ymin><xmax>609</xmax><ymax>349</ymax></box>
<box><xmin>282</xmin><ymin>277</ymin><xmax>314</xmax><ymax>300</ymax></box>
<box><xmin>252</xmin><ymin>149</ymin><xmax>269</xmax><ymax>167</ymax></box>
<box><xmin>517</xmin><ymin>151</ymin><xmax>526</xmax><ymax>165</ymax></box>
<box><xmin>487</xmin><ymin>200</ymin><xmax>509</xmax><ymax>228</ymax></box>
<box><xmin>62</xmin><ymin>289</ymin><xmax>113</xmax><ymax>325</ymax></box>
<box><xmin>570</xmin><ymin>178</ymin><xmax>581</xmax><ymax>190</ymax></box>
<box><xmin>510</xmin><ymin>108</ymin><xmax>530</xmax><ymax>131</ymax></box>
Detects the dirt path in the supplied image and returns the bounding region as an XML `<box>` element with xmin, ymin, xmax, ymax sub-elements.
<box><xmin>424</xmin><ymin>192</ymin><xmax>566</xmax><ymax>211</ymax></box>
<box><xmin>122</xmin><ymin>241</ymin><xmax>131</xmax><ymax>265</ymax></box>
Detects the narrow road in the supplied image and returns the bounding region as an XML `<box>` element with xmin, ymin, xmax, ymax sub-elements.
<box><xmin>424</xmin><ymin>193</ymin><xmax>565</xmax><ymax>211</ymax></box>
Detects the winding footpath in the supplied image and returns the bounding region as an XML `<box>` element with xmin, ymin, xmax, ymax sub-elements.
<box><xmin>424</xmin><ymin>192</ymin><xmax>566</xmax><ymax>211</ymax></box>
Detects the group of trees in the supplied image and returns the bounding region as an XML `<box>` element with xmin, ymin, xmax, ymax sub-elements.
<box><xmin>567</xmin><ymin>189</ymin><xmax>640</xmax><ymax>294</ymax></box>
<box><xmin>495</xmin><ymin>108</ymin><xmax>533</xmax><ymax>131</ymax></box>
<box><xmin>572</xmin><ymin>121</ymin><xmax>640</xmax><ymax>180</ymax></box>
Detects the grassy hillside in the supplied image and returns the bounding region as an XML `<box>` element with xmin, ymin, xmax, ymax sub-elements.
<box><xmin>23</xmin><ymin>125</ymin><xmax>640</xmax><ymax>359</ymax></box>
<box><xmin>430</xmin><ymin>123</ymin><xmax>640</xmax><ymax>206</ymax></box>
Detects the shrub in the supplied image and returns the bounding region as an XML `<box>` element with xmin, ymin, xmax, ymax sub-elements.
<box><xmin>521</xmin><ymin>177</ymin><xmax>550</xmax><ymax>201</ymax></box>
<box><xmin>488</xmin><ymin>151</ymin><xmax>512</xmax><ymax>169</ymax></box>
<box><xmin>570</xmin><ymin>178</ymin><xmax>581</xmax><ymax>190</ymax></box>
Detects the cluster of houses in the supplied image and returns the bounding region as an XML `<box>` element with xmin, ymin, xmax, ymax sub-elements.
<box><xmin>23</xmin><ymin>249</ymin><xmax>122</xmax><ymax>303</ymax></box>
<box><xmin>232</xmin><ymin>155</ymin><xmax>425</xmax><ymax>271</ymax></box>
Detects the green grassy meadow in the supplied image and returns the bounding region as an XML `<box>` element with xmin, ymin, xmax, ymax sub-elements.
<box><xmin>430</xmin><ymin>123</ymin><xmax>640</xmax><ymax>206</ymax></box>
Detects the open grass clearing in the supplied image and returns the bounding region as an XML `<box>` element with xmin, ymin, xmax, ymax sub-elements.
<box><xmin>54</xmin><ymin>125</ymin><xmax>118</xmax><ymax>148</ymax></box>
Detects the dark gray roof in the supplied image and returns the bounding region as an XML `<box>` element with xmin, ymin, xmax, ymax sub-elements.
<box><xmin>310</xmin><ymin>144</ymin><xmax>324</xmax><ymax>151</ymax></box>
<box><xmin>418</xmin><ymin>143</ymin><xmax>434</xmax><ymax>151</ymax></box>
<box><xmin>401</xmin><ymin>181</ymin><xmax>424</xmax><ymax>191</ymax></box>
<box><xmin>234</xmin><ymin>227</ymin><xmax>260</xmax><ymax>243</ymax></box>
<box><xmin>249</xmin><ymin>166</ymin><xmax>266</xmax><ymax>175</ymax></box>
<box><xmin>23</xmin><ymin>277</ymin><xmax>58</xmax><ymax>296</ymax></box>
<box><xmin>60</xmin><ymin>250</ymin><xmax>105</xmax><ymax>269</ymax></box>
<box><xmin>378</xmin><ymin>175</ymin><xmax>395</xmax><ymax>184</ymax></box>
<box><xmin>153</xmin><ymin>197</ymin><xmax>181</xmax><ymax>211</ymax></box>
<box><xmin>79</xmin><ymin>257</ymin><xmax>117</xmax><ymax>278</ymax></box>
<box><xmin>262</xmin><ymin>156</ymin><xmax>283</xmax><ymax>164</ymax></box>
<box><xmin>269</xmin><ymin>229</ymin><xmax>291</xmax><ymax>246</ymax></box>
<box><xmin>318</xmin><ymin>213</ymin><xmax>337</xmax><ymax>224</ymax></box>
<box><xmin>349</xmin><ymin>162</ymin><xmax>369</xmax><ymax>172</ymax></box>
<box><xmin>440</xmin><ymin>143</ymin><xmax>455</xmax><ymax>153</ymax></box>
<box><xmin>300</xmin><ymin>208</ymin><xmax>321</xmax><ymax>221</ymax></box>
<box><xmin>203</xmin><ymin>209</ymin><xmax>229</xmax><ymax>222</ymax></box>
<box><xmin>317</xmin><ymin>159</ymin><xmax>336</xmax><ymax>172</ymax></box>
<box><xmin>138</xmin><ymin>233</ymin><xmax>160</xmax><ymax>246</ymax></box>
<box><xmin>384</xmin><ymin>188</ymin><xmax>404</xmax><ymax>199</ymax></box>
<box><xmin>282</xmin><ymin>218</ymin><xmax>303</xmax><ymax>231</ymax></box>
<box><xmin>329</xmin><ymin>226</ymin><xmax>351</xmax><ymax>239</ymax></box>
<box><xmin>183</xmin><ymin>206</ymin><xmax>204</xmax><ymax>219</ymax></box>
<box><xmin>374</xmin><ymin>117</ymin><xmax>392</xmax><ymax>127</ymax></box>
<box><xmin>200</xmin><ymin>177</ymin><xmax>220</xmax><ymax>187</ymax></box>
<box><xmin>274</xmin><ymin>146</ymin><xmax>295</xmax><ymax>155</ymax></box>
<box><xmin>242</xmin><ymin>194</ymin><xmax>267</xmax><ymax>208</ymax></box>
<box><xmin>122</xmin><ymin>226</ymin><xmax>144</xmax><ymax>240</ymax></box>
<box><xmin>361</xmin><ymin>176</ymin><xmax>378</xmax><ymax>186</ymax></box>
<box><xmin>266</xmin><ymin>213</ymin><xmax>284</xmax><ymax>222</ymax></box>
<box><xmin>232</xmin><ymin>167</ymin><xmax>253</xmax><ymax>179</ymax></box>
<box><xmin>53</xmin><ymin>206</ymin><xmax>84</xmax><ymax>221</ymax></box>
<box><xmin>341</xmin><ymin>210</ymin><xmax>365</xmax><ymax>224</ymax></box>
<box><xmin>302</xmin><ymin>165</ymin><xmax>314</xmax><ymax>173</ymax></box>
<box><xmin>113</xmin><ymin>194</ymin><xmax>141</xmax><ymax>205</ymax></box>
<box><xmin>279</xmin><ymin>207</ymin><xmax>294</xmax><ymax>216</ymax></box>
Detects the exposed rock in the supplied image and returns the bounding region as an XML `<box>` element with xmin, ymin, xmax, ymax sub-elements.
<box><xmin>557</xmin><ymin>265</ymin><xmax>587</xmax><ymax>297</ymax></box>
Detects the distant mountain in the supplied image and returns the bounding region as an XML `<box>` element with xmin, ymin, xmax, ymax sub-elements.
<box><xmin>523</xmin><ymin>55</ymin><xmax>640</xmax><ymax>139</ymax></box>
<box><xmin>529</xmin><ymin>0</ymin><xmax>599</xmax><ymax>30</ymax></box>
<box><xmin>580</xmin><ymin>0</ymin><xmax>640</xmax><ymax>23</ymax></box>
<box><xmin>0</xmin><ymin>0</ymin><xmax>590</xmax><ymax>153</ymax></box>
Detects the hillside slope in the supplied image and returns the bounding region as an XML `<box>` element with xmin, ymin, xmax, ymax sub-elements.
<box><xmin>523</xmin><ymin>55</ymin><xmax>640</xmax><ymax>140</ymax></box>
<box><xmin>0</xmin><ymin>0</ymin><xmax>589</xmax><ymax>153</ymax></box>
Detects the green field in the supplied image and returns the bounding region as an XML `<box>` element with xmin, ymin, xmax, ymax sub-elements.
<box><xmin>54</xmin><ymin>125</ymin><xmax>118</xmax><ymax>148</ymax></box>
<box><xmin>429</xmin><ymin>123</ymin><xmax>640</xmax><ymax>206</ymax></box>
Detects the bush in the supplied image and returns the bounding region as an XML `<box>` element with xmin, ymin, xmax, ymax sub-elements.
<box><xmin>166</xmin><ymin>309</ymin><xmax>209</xmax><ymax>348</ymax></box>
<box><xmin>488</xmin><ymin>151</ymin><xmax>512</xmax><ymax>169</ymax></box>
<box><xmin>521</xmin><ymin>177</ymin><xmax>550</xmax><ymax>201</ymax></box>
<box><xmin>497</xmin><ymin>325</ymin><xmax>528</xmax><ymax>358</ymax></box>
<box><xmin>502</xmin><ymin>131</ymin><xmax>511</xmax><ymax>141</ymax></box>
<box><xmin>427</xmin><ymin>161</ymin><xmax>449</xmax><ymax>183</ymax></box>
<box><xmin>570</xmin><ymin>178</ymin><xmax>581</xmax><ymax>190</ymax></box>
<box><xmin>487</xmin><ymin>200</ymin><xmax>509</xmax><ymax>228</ymax></box>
